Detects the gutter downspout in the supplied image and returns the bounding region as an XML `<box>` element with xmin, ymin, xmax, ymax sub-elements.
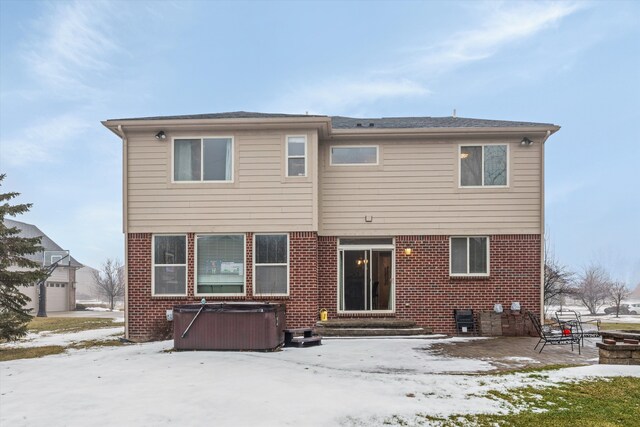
<box><xmin>540</xmin><ymin>130</ymin><xmax>551</xmax><ymax>322</ymax></box>
<box><xmin>116</xmin><ymin>125</ymin><xmax>130</xmax><ymax>339</ymax></box>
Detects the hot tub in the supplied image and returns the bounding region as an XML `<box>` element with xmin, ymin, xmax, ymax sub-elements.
<box><xmin>173</xmin><ymin>302</ymin><xmax>286</xmax><ymax>351</ymax></box>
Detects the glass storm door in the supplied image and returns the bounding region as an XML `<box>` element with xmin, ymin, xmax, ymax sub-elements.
<box><xmin>339</xmin><ymin>248</ymin><xmax>393</xmax><ymax>312</ymax></box>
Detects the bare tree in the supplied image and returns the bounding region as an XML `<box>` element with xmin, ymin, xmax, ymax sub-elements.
<box><xmin>543</xmin><ymin>241</ymin><xmax>574</xmax><ymax>315</ymax></box>
<box><xmin>573</xmin><ymin>264</ymin><xmax>612</xmax><ymax>315</ymax></box>
<box><xmin>609</xmin><ymin>282</ymin><xmax>630</xmax><ymax>318</ymax></box>
<box><xmin>93</xmin><ymin>259</ymin><xmax>125</xmax><ymax>310</ymax></box>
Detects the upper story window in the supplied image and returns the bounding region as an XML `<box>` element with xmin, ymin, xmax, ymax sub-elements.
<box><xmin>286</xmin><ymin>136</ymin><xmax>307</xmax><ymax>177</ymax></box>
<box><xmin>450</xmin><ymin>236</ymin><xmax>489</xmax><ymax>276</ymax></box>
<box><xmin>153</xmin><ymin>235</ymin><xmax>187</xmax><ymax>295</ymax></box>
<box><xmin>460</xmin><ymin>144</ymin><xmax>507</xmax><ymax>187</ymax></box>
<box><xmin>330</xmin><ymin>146</ymin><xmax>378</xmax><ymax>165</ymax></box>
<box><xmin>174</xmin><ymin>137</ymin><xmax>233</xmax><ymax>182</ymax></box>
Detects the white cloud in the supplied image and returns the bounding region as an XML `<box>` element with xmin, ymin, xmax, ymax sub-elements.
<box><xmin>277</xmin><ymin>78</ymin><xmax>429</xmax><ymax>114</ymax></box>
<box><xmin>23</xmin><ymin>0</ymin><xmax>119</xmax><ymax>97</ymax></box>
<box><xmin>399</xmin><ymin>1</ymin><xmax>584</xmax><ymax>74</ymax></box>
<box><xmin>0</xmin><ymin>114</ymin><xmax>90</xmax><ymax>166</ymax></box>
<box><xmin>275</xmin><ymin>1</ymin><xmax>583</xmax><ymax>113</ymax></box>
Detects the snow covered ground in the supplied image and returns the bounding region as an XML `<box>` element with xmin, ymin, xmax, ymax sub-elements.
<box><xmin>2</xmin><ymin>335</ymin><xmax>639</xmax><ymax>426</ymax></box>
<box><xmin>547</xmin><ymin>303</ymin><xmax>640</xmax><ymax>324</ymax></box>
<box><xmin>0</xmin><ymin>326</ymin><xmax>124</xmax><ymax>348</ymax></box>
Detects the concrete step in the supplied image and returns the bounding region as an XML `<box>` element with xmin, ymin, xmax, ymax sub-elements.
<box><xmin>316</xmin><ymin>326</ymin><xmax>430</xmax><ymax>337</ymax></box>
<box><xmin>316</xmin><ymin>318</ymin><xmax>417</xmax><ymax>329</ymax></box>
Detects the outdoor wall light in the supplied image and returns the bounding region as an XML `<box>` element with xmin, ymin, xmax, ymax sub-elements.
<box><xmin>520</xmin><ymin>137</ymin><xmax>533</xmax><ymax>146</ymax></box>
<box><xmin>404</xmin><ymin>248</ymin><xmax>413</xmax><ymax>256</ymax></box>
<box><xmin>155</xmin><ymin>131</ymin><xmax>167</xmax><ymax>140</ymax></box>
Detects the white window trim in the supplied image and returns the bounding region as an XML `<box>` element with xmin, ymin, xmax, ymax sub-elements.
<box><xmin>330</xmin><ymin>145</ymin><xmax>379</xmax><ymax>166</ymax></box>
<box><xmin>458</xmin><ymin>144</ymin><xmax>509</xmax><ymax>188</ymax></box>
<box><xmin>171</xmin><ymin>136</ymin><xmax>235</xmax><ymax>183</ymax></box>
<box><xmin>194</xmin><ymin>233</ymin><xmax>246</xmax><ymax>297</ymax></box>
<box><xmin>253</xmin><ymin>233</ymin><xmax>290</xmax><ymax>297</ymax></box>
<box><xmin>449</xmin><ymin>236</ymin><xmax>490</xmax><ymax>277</ymax></box>
<box><xmin>285</xmin><ymin>135</ymin><xmax>307</xmax><ymax>178</ymax></box>
<box><xmin>151</xmin><ymin>234</ymin><xmax>188</xmax><ymax>297</ymax></box>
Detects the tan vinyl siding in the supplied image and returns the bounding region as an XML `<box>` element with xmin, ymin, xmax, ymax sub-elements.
<box><xmin>126</xmin><ymin>130</ymin><xmax>317</xmax><ymax>233</ymax></box>
<box><xmin>319</xmin><ymin>137</ymin><xmax>542</xmax><ymax>235</ymax></box>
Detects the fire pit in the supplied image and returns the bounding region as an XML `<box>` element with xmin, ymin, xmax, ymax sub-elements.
<box><xmin>596</xmin><ymin>330</ymin><xmax>640</xmax><ymax>365</ymax></box>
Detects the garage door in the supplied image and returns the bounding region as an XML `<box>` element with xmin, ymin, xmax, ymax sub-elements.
<box><xmin>46</xmin><ymin>282</ymin><xmax>68</xmax><ymax>312</ymax></box>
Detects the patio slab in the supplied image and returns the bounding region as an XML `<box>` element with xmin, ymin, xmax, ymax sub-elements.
<box><xmin>429</xmin><ymin>336</ymin><xmax>599</xmax><ymax>372</ymax></box>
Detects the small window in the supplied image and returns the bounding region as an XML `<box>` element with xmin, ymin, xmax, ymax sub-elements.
<box><xmin>254</xmin><ymin>234</ymin><xmax>288</xmax><ymax>295</ymax></box>
<box><xmin>196</xmin><ymin>235</ymin><xmax>245</xmax><ymax>295</ymax></box>
<box><xmin>460</xmin><ymin>145</ymin><xmax>507</xmax><ymax>186</ymax></box>
<box><xmin>331</xmin><ymin>146</ymin><xmax>378</xmax><ymax>165</ymax></box>
<box><xmin>153</xmin><ymin>235</ymin><xmax>187</xmax><ymax>295</ymax></box>
<box><xmin>286</xmin><ymin>136</ymin><xmax>307</xmax><ymax>177</ymax></box>
<box><xmin>450</xmin><ymin>237</ymin><xmax>489</xmax><ymax>276</ymax></box>
<box><xmin>174</xmin><ymin>137</ymin><xmax>233</xmax><ymax>182</ymax></box>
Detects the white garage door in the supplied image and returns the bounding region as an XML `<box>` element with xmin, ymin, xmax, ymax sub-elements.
<box><xmin>46</xmin><ymin>282</ymin><xmax>68</xmax><ymax>312</ymax></box>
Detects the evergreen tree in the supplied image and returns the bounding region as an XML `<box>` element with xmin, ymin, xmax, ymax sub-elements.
<box><xmin>0</xmin><ymin>174</ymin><xmax>48</xmax><ymax>340</ymax></box>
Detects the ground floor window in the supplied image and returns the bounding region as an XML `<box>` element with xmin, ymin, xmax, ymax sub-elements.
<box><xmin>153</xmin><ymin>235</ymin><xmax>187</xmax><ymax>295</ymax></box>
<box><xmin>254</xmin><ymin>234</ymin><xmax>288</xmax><ymax>296</ymax></box>
<box><xmin>196</xmin><ymin>234</ymin><xmax>245</xmax><ymax>295</ymax></box>
<box><xmin>450</xmin><ymin>236</ymin><xmax>489</xmax><ymax>276</ymax></box>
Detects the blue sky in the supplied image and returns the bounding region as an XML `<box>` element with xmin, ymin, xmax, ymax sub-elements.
<box><xmin>1</xmin><ymin>0</ymin><xmax>639</xmax><ymax>286</ymax></box>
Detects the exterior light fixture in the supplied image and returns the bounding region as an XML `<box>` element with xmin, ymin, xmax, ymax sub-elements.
<box><xmin>404</xmin><ymin>248</ymin><xmax>413</xmax><ymax>256</ymax></box>
<box><xmin>155</xmin><ymin>131</ymin><xmax>167</xmax><ymax>140</ymax></box>
<box><xmin>520</xmin><ymin>137</ymin><xmax>533</xmax><ymax>146</ymax></box>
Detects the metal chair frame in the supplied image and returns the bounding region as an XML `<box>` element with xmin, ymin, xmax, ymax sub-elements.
<box><xmin>528</xmin><ymin>311</ymin><xmax>581</xmax><ymax>355</ymax></box>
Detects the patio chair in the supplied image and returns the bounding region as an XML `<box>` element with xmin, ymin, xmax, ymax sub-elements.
<box><xmin>555</xmin><ymin>309</ymin><xmax>601</xmax><ymax>346</ymax></box>
<box><xmin>527</xmin><ymin>311</ymin><xmax>581</xmax><ymax>354</ymax></box>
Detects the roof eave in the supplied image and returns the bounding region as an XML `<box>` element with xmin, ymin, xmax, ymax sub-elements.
<box><xmin>102</xmin><ymin>117</ymin><xmax>333</xmax><ymax>138</ymax></box>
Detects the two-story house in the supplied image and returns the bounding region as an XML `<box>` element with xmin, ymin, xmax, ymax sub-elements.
<box><xmin>103</xmin><ymin>112</ymin><xmax>559</xmax><ymax>341</ymax></box>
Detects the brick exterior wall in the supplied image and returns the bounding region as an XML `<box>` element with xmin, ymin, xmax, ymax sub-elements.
<box><xmin>317</xmin><ymin>235</ymin><xmax>541</xmax><ymax>334</ymax></box>
<box><xmin>127</xmin><ymin>232</ymin><xmax>540</xmax><ymax>340</ymax></box>
<box><xmin>126</xmin><ymin>232</ymin><xmax>318</xmax><ymax>341</ymax></box>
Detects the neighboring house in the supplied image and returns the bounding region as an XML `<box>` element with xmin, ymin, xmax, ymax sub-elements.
<box><xmin>103</xmin><ymin>112</ymin><xmax>560</xmax><ymax>341</ymax></box>
<box><xmin>4</xmin><ymin>219</ymin><xmax>82</xmax><ymax>312</ymax></box>
<box><xmin>75</xmin><ymin>265</ymin><xmax>101</xmax><ymax>301</ymax></box>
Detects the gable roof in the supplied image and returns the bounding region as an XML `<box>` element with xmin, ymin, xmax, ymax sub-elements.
<box><xmin>3</xmin><ymin>219</ymin><xmax>82</xmax><ymax>268</ymax></box>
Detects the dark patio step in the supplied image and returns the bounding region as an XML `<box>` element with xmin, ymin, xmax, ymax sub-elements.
<box><xmin>284</xmin><ymin>328</ymin><xmax>321</xmax><ymax>348</ymax></box>
<box><xmin>287</xmin><ymin>336</ymin><xmax>322</xmax><ymax>348</ymax></box>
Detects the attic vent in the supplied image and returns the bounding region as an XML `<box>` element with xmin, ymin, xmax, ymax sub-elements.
<box><xmin>368</xmin><ymin>123</ymin><xmax>374</xmax><ymax>127</ymax></box>
<box><xmin>356</xmin><ymin>123</ymin><xmax>363</xmax><ymax>127</ymax></box>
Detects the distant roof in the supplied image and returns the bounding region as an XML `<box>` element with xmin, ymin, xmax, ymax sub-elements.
<box><xmin>3</xmin><ymin>219</ymin><xmax>82</xmax><ymax>267</ymax></box>
<box><xmin>105</xmin><ymin>111</ymin><xmax>557</xmax><ymax>130</ymax></box>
